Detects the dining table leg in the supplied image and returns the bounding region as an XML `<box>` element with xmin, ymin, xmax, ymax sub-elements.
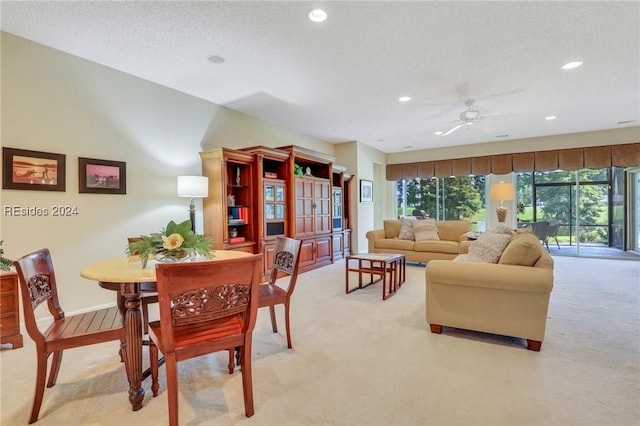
<box><xmin>121</xmin><ymin>282</ymin><xmax>145</xmax><ymax>411</ymax></box>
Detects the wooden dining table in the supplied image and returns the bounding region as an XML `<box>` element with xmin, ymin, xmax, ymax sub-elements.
<box><xmin>80</xmin><ymin>250</ymin><xmax>252</xmax><ymax>412</ymax></box>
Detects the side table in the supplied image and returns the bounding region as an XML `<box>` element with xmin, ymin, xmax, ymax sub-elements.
<box><xmin>345</xmin><ymin>253</ymin><xmax>406</xmax><ymax>300</ymax></box>
<box><xmin>1</xmin><ymin>270</ymin><xmax>24</xmax><ymax>348</ymax></box>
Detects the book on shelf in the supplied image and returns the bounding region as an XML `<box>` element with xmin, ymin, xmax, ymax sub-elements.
<box><xmin>228</xmin><ymin>219</ymin><xmax>244</xmax><ymax>225</ymax></box>
<box><xmin>264</xmin><ymin>172</ymin><xmax>278</xmax><ymax>178</ymax></box>
<box><xmin>229</xmin><ymin>236</ymin><xmax>246</xmax><ymax>244</ymax></box>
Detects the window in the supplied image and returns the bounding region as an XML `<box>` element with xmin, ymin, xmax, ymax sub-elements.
<box><xmin>396</xmin><ymin>176</ymin><xmax>485</xmax><ymax>229</ymax></box>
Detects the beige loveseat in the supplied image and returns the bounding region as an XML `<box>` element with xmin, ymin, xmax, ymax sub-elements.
<box><xmin>366</xmin><ymin>219</ymin><xmax>472</xmax><ymax>263</ymax></box>
<box><xmin>425</xmin><ymin>230</ymin><xmax>554</xmax><ymax>351</ymax></box>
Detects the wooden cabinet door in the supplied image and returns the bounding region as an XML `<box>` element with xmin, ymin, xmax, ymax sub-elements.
<box><xmin>295</xmin><ymin>178</ymin><xmax>314</xmax><ymax>237</ymax></box>
<box><xmin>315</xmin><ymin>236</ymin><xmax>332</xmax><ymax>265</ymax></box>
<box><xmin>332</xmin><ymin>233</ymin><xmax>344</xmax><ymax>260</ymax></box>
<box><xmin>343</xmin><ymin>229</ymin><xmax>352</xmax><ymax>257</ymax></box>
<box><xmin>298</xmin><ymin>238</ymin><xmax>316</xmax><ymax>270</ymax></box>
<box><xmin>314</xmin><ymin>180</ymin><xmax>331</xmax><ymax>235</ymax></box>
<box><xmin>262</xmin><ymin>240</ymin><xmax>277</xmax><ymax>281</ymax></box>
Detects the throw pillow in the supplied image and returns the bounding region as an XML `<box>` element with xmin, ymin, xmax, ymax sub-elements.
<box><xmin>468</xmin><ymin>231</ymin><xmax>511</xmax><ymax>263</ymax></box>
<box><xmin>383</xmin><ymin>220</ymin><xmax>402</xmax><ymax>239</ymax></box>
<box><xmin>499</xmin><ymin>232</ymin><xmax>543</xmax><ymax>266</ymax></box>
<box><xmin>413</xmin><ymin>219</ymin><xmax>440</xmax><ymax>242</ymax></box>
<box><xmin>398</xmin><ymin>218</ymin><xmax>416</xmax><ymax>240</ymax></box>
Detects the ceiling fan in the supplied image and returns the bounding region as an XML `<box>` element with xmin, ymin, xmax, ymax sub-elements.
<box><xmin>441</xmin><ymin>99</ymin><xmax>494</xmax><ymax>136</ymax></box>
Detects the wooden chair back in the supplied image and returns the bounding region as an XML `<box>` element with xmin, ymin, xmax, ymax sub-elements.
<box><xmin>149</xmin><ymin>254</ymin><xmax>262</xmax><ymax>423</ymax></box>
<box><xmin>255</xmin><ymin>237</ymin><xmax>303</xmax><ymax>349</ymax></box>
<box><xmin>269</xmin><ymin>236</ymin><xmax>303</xmax><ymax>295</ymax></box>
<box><xmin>13</xmin><ymin>248</ymin><xmax>63</xmax><ymax>345</ymax></box>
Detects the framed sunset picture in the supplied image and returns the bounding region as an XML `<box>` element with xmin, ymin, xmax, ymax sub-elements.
<box><xmin>78</xmin><ymin>157</ymin><xmax>126</xmax><ymax>194</ymax></box>
<box><xmin>2</xmin><ymin>147</ymin><xmax>66</xmax><ymax>191</ymax></box>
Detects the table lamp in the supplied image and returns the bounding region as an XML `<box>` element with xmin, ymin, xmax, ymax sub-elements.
<box><xmin>177</xmin><ymin>176</ymin><xmax>208</xmax><ymax>232</ymax></box>
<box><xmin>489</xmin><ymin>181</ymin><xmax>515</xmax><ymax>223</ymax></box>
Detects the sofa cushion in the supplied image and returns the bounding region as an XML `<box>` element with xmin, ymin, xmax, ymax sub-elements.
<box><xmin>468</xmin><ymin>231</ymin><xmax>511</xmax><ymax>263</ymax></box>
<box><xmin>436</xmin><ymin>220</ymin><xmax>472</xmax><ymax>242</ymax></box>
<box><xmin>499</xmin><ymin>232</ymin><xmax>544</xmax><ymax>266</ymax></box>
<box><xmin>375</xmin><ymin>238</ymin><xmax>415</xmax><ymax>251</ymax></box>
<box><xmin>413</xmin><ymin>219</ymin><xmax>439</xmax><ymax>241</ymax></box>
<box><xmin>398</xmin><ymin>218</ymin><xmax>416</xmax><ymax>240</ymax></box>
<box><xmin>415</xmin><ymin>240</ymin><xmax>459</xmax><ymax>254</ymax></box>
<box><xmin>383</xmin><ymin>220</ymin><xmax>401</xmax><ymax>239</ymax></box>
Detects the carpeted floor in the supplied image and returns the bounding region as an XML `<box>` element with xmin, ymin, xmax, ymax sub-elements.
<box><xmin>1</xmin><ymin>256</ymin><xmax>639</xmax><ymax>426</ymax></box>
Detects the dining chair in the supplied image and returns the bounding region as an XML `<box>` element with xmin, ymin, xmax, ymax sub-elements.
<box><xmin>546</xmin><ymin>220</ymin><xmax>562</xmax><ymax>250</ymax></box>
<box><xmin>13</xmin><ymin>248</ymin><xmax>126</xmax><ymax>424</ymax></box>
<box><xmin>258</xmin><ymin>236</ymin><xmax>303</xmax><ymax>349</ymax></box>
<box><xmin>127</xmin><ymin>237</ymin><xmax>158</xmax><ymax>335</ymax></box>
<box><xmin>148</xmin><ymin>254</ymin><xmax>262</xmax><ymax>424</ymax></box>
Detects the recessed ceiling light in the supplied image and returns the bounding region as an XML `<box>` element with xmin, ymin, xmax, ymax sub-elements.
<box><xmin>398</xmin><ymin>96</ymin><xmax>412</xmax><ymax>102</ymax></box>
<box><xmin>435</xmin><ymin>131</ymin><xmax>443</xmax><ymax>135</ymax></box>
<box><xmin>545</xmin><ymin>115</ymin><xmax>557</xmax><ymax>120</ymax></box>
<box><xmin>308</xmin><ymin>9</ymin><xmax>327</xmax><ymax>22</ymax></box>
<box><xmin>207</xmin><ymin>55</ymin><xmax>225</xmax><ymax>64</ymax></box>
<box><xmin>561</xmin><ymin>61</ymin><xmax>583</xmax><ymax>70</ymax></box>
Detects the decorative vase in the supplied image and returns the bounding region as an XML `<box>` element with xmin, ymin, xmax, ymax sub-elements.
<box><xmin>154</xmin><ymin>251</ymin><xmax>190</xmax><ymax>263</ymax></box>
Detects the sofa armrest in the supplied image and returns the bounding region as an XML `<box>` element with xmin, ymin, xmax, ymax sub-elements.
<box><xmin>426</xmin><ymin>260</ymin><xmax>553</xmax><ymax>294</ymax></box>
<box><xmin>365</xmin><ymin>229</ymin><xmax>386</xmax><ymax>252</ymax></box>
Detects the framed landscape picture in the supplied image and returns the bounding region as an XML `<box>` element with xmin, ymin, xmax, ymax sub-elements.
<box><xmin>360</xmin><ymin>179</ymin><xmax>373</xmax><ymax>203</ymax></box>
<box><xmin>78</xmin><ymin>157</ymin><xmax>126</xmax><ymax>194</ymax></box>
<box><xmin>2</xmin><ymin>147</ymin><xmax>66</xmax><ymax>191</ymax></box>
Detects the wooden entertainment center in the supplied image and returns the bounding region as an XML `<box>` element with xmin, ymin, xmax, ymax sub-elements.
<box><xmin>200</xmin><ymin>145</ymin><xmax>351</xmax><ymax>280</ymax></box>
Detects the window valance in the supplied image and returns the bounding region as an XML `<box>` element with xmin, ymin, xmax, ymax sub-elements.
<box><xmin>386</xmin><ymin>142</ymin><xmax>640</xmax><ymax>180</ymax></box>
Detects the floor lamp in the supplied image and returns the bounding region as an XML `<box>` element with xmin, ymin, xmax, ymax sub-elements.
<box><xmin>177</xmin><ymin>176</ymin><xmax>208</xmax><ymax>233</ymax></box>
<box><xmin>489</xmin><ymin>181</ymin><xmax>515</xmax><ymax>223</ymax></box>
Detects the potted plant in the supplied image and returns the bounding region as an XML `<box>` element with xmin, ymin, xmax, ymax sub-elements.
<box><xmin>127</xmin><ymin>220</ymin><xmax>213</xmax><ymax>268</ymax></box>
<box><xmin>0</xmin><ymin>241</ymin><xmax>12</xmax><ymax>271</ymax></box>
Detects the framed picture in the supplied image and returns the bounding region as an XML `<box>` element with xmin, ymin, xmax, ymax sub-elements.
<box><xmin>360</xmin><ymin>179</ymin><xmax>373</xmax><ymax>203</ymax></box>
<box><xmin>78</xmin><ymin>157</ymin><xmax>126</xmax><ymax>194</ymax></box>
<box><xmin>2</xmin><ymin>147</ymin><xmax>66</xmax><ymax>191</ymax></box>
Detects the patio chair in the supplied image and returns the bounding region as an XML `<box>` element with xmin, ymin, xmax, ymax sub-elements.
<box><xmin>545</xmin><ymin>220</ymin><xmax>561</xmax><ymax>250</ymax></box>
<box><xmin>530</xmin><ymin>221</ymin><xmax>550</xmax><ymax>251</ymax></box>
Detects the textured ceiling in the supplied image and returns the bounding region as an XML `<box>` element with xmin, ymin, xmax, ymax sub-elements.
<box><xmin>1</xmin><ymin>1</ymin><xmax>639</xmax><ymax>154</ymax></box>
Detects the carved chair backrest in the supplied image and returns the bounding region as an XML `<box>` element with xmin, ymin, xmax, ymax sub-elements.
<box><xmin>13</xmin><ymin>248</ymin><xmax>64</xmax><ymax>344</ymax></box>
<box><xmin>154</xmin><ymin>254</ymin><xmax>262</xmax><ymax>352</ymax></box>
<box><xmin>270</xmin><ymin>237</ymin><xmax>303</xmax><ymax>296</ymax></box>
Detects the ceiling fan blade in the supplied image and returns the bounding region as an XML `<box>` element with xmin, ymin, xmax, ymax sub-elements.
<box><xmin>442</xmin><ymin>123</ymin><xmax>465</xmax><ymax>136</ymax></box>
<box><xmin>474</xmin><ymin>120</ymin><xmax>496</xmax><ymax>133</ymax></box>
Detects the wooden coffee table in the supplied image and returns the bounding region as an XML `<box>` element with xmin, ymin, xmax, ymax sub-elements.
<box><xmin>345</xmin><ymin>253</ymin><xmax>406</xmax><ymax>300</ymax></box>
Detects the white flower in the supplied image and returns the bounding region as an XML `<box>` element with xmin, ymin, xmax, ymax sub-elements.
<box><xmin>162</xmin><ymin>233</ymin><xmax>184</xmax><ymax>250</ymax></box>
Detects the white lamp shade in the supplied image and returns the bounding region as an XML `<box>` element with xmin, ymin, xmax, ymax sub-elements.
<box><xmin>177</xmin><ymin>176</ymin><xmax>208</xmax><ymax>198</ymax></box>
<box><xmin>489</xmin><ymin>181</ymin><xmax>515</xmax><ymax>202</ymax></box>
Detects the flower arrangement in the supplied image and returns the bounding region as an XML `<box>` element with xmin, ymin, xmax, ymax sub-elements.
<box><xmin>127</xmin><ymin>220</ymin><xmax>213</xmax><ymax>268</ymax></box>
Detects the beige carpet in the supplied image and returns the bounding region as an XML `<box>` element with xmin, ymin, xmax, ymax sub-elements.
<box><xmin>1</xmin><ymin>256</ymin><xmax>639</xmax><ymax>426</ymax></box>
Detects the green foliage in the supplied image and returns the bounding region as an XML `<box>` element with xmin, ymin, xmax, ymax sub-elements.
<box><xmin>127</xmin><ymin>220</ymin><xmax>213</xmax><ymax>268</ymax></box>
<box><xmin>0</xmin><ymin>241</ymin><xmax>12</xmax><ymax>271</ymax></box>
<box><xmin>400</xmin><ymin>176</ymin><xmax>484</xmax><ymax>220</ymax></box>
<box><xmin>294</xmin><ymin>164</ymin><xmax>304</xmax><ymax>176</ymax></box>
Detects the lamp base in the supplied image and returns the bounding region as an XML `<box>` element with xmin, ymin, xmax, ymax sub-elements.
<box><xmin>496</xmin><ymin>206</ymin><xmax>508</xmax><ymax>223</ymax></box>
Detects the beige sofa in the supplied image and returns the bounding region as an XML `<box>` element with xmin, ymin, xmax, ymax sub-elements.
<box><xmin>425</xmin><ymin>230</ymin><xmax>554</xmax><ymax>351</ymax></box>
<box><xmin>366</xmin><ymin>219</ymin><xmax>472</xmax><ymax>263</ymax></box>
